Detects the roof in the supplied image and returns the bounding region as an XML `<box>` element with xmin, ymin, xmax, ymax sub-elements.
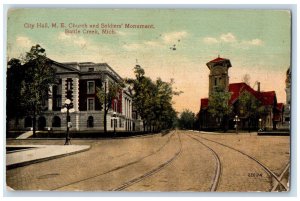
<box><xmin>259</xmin><ymin>91</ymin><xmax>276</xmax><ymax>106</ymax></box>
<box><xmin>276</xmin><ymin>103</ymin><xmax>284</xmax><ymax>112</ymax></box>
<box><xmin>228</xmin><ymin>82</ymin><xmax>260</xmax><ymax>104</ymax></box>
<box><xmin>200</xmin><ymin>82</ymin><xmax>277</xmax><ymax>110</ymax></box>
<box><xmin>206</xmin><ymin>56</ymin><xmax>232</xmax><ymax>69</ymax></box>
<box><xmin>209</xmin><ymin>57</ymin><xmax>228</xmax><ymax>63</ymax></box>
<box><xmin>200</xmin><ymin>98</ymin><xmax>209</xmax><ymax>109</ymax></box>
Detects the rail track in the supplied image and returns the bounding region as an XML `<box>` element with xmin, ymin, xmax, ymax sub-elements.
<box><xmin>189</xmin><ymin>131</ymin><xmax>289</xmax><ymax>192</ymax></box>
<box><xmin>111</xmin><ymin>132</ymin><xmax>182</xmax><ymax>191</ymax></box>
<box><xmin>52</xmin><ymin>131</ymin><xmax>181</xmax><ymax>191</ymax></box>
<box><xmin>188</xmin><ymin>135</ymin><xmax>221</xmax><ymax>191</ymax></box>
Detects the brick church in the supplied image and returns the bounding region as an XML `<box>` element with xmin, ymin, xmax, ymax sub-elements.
<box><xmin>199</xmin><ymin>56</ymin><xmax>285</xmax><ymax>131</ymax></box>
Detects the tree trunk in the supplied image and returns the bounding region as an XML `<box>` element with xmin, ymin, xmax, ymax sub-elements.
<box><xmin>33</xmin><ymin>106</ymin><xmax>36</xmax><ymax>136</ymax></box>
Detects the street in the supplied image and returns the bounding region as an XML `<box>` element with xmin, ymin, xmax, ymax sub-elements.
<box><xmin>6</xmin><ymin>130</ymin><xmax>290</xmax><ymax>192</ymax></box>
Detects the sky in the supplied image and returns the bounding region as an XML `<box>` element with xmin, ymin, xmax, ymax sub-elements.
<box><xmin>7</xmin><ymin>9</ymin><xmax>291</xmax><ymax>113</ymax></box>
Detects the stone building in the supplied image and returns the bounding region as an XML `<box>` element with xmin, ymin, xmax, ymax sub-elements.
<box><xmin>8</xmin><ymin>60</ymin><xmax>142</xmax><ymax>132</ymax></box>
<box><xmin>199</xmin><ymin>56</ymin><xmax>284</xmax><ymax>131</ymax></box>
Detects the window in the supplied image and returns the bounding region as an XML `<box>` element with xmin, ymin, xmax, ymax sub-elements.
<box><xmin>87</xmin><ymin>98</ymin><xmax>94</xmax><ymax>111</ymax></box>
<box><xmin>56</xmin><ymin>97</ymin><xmax>62</xmax><ymax>108</ymax></box>
<box><xmin>119</xmin><ymin>119</ymin><xmax>122</xmax><ymax>127</ymax></box>
<box><xmin>114</xmin><ymin>100</ymin><xmax>117</xmax><ymax>112</ymax></box>
<box><xmin>87</xmin><ymin>81</ymin><xmax>95</xmax><ymax>94</ymax></box>
<box><xmin>111</xmin><ymin>119</ymin><xmax>113</xmax><ymax>128</ymax></box>
<box><xmin>57</xmin><ymin>80</ymin><xmax>62</xmax><ymax>95</ymax></box>
<box><xmin>88</xmin><ymin>68</ymin><xmax>94</xmax><ymax>72</ymax></box>
<box><xmin>214</xmin><ymin>78</ymin><xmax>217</xmax><ymax>85</ymax></box>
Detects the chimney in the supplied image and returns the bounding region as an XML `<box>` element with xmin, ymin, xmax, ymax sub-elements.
<box><xmin>257</xmin><ymin>82</ymin><xmax>260</xmax><ymax>92</ymax></box>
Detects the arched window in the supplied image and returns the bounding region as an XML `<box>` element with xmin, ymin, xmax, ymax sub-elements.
<box><xmin>52</xmin><ymin>116</ymin><xmax>61</xmax><ymax>127</ymax></box>
<box><xmin>24</xmin><ymin>116</ymin><xmax>32</xmax><ymax>128</ymax></box>
<box><xmin>87</xmin><ymin>116</ymin><xmax>94</xmax><ymax>128</ymax></box>
<box><xmin>38</xmin><ymin>116</ymin><xmax>46</xmax><ymax>130</ymax></box>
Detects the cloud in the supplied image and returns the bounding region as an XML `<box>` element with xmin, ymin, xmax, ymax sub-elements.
<box><xmin>143</xmin><ymin>40</ymin><xmax>162</xmax><ymax>47</ymax></box>
<box><xmin>16</xmin><ymin>36</ymin><xmax>33</xmax><ymax>48</ymax></box>
<box><xmin>162</xmin><ymin>31</ymin><xmax>188</xmax><ymax>44</ymax></box>
<box><xmin>220</xmin><ymin>32</ymin><xmax>236</xmax><ymax>43</ymax></box>
<box><xmin>202</xmin><ymin>32</ymin><xmax>263</xmax><ymax>47</ymax></box>
<box><xmin>203</xmin><ymin>37</ymin><xmax>219</xmax><ymax>44</ymax></box>
<box><xmin>242</xmin><ymin>39</ymin><xmax>264</xmax><ymax>46</ymax></box>
<box><xmin>122</xmin><ymin>43</ymin><xmax>142</xmax><ymax>51</ymax></box>
<box><xmin>58</xmin><ymin>32</ymin><xmax>72</xmax><ymax>40</ymax></box>
<box><xmin>57</xmin><ymin>32</ymin><xmax>87</xmax><ymax>48</ymax></box>
<box><xmin>121</xmin><ymin>31</ymin><xmax>187</xmax><ymax>51</ymax></box>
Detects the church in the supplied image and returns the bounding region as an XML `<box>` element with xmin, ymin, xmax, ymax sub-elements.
<box><xmin>199</xmin><ymin>56</ymin><xmax>285</xmax><ymax>131</ymax></box>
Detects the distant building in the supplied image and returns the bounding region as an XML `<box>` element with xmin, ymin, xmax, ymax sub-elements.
<box><xmin>199</xmin><ymin>56</ymin><xmax>284</xmax><ymax>131</ymax></box>
<box><xmin>7</xmin><ymin>60</ymin><xmax>142</xmax><ymax>132</ymax></box>
<box><xmin>283</xmin><ymin>67</ymin><xmax>291</xmax><ymax>128</ymax></box>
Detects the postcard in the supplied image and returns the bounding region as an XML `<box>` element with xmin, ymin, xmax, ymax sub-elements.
<box><xmin>6</xmin><ymin>8</ymin><xmax>291</xmax><ymax>192</ymax></box>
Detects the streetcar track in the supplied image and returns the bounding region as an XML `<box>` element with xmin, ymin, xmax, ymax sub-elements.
<box><xmin>187</xmin><ymin>135</ymin><xmax>221</xmax><ymax>192</ymax></box>
<box><xmin>189</xmin><ymin>132</ymin><xmax>288</xmax><ymax>191</ymax></box>
<box><xmin>111</xmin><ymin>132</ymin><xmax>183</xmax><ymax>191</ymax></box>
<box><xmin>271</xmin><ymin>162</ymin><xmax>290</xmax><ymax>191</ymax></box>
<box><xmin>52</xmin><ymin>131</ymin><xmax>176</xmax><ymax>191</ymax></box>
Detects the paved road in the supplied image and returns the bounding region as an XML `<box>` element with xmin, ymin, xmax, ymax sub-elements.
<box><xmin>6</xmin><ymin>130</ymin><xmax>290</xmax><ymax>192</ymax></box>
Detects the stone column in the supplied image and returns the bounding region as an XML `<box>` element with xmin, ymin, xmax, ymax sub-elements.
<box><xmin>48</xmin><ymin>86</ymin><xmax>53</xmax><ymax>111</ymax></box>
<box><xmin>73</xmin><ymin>78</ymin><xmax>79</xmax><ymax>111</ymax></box>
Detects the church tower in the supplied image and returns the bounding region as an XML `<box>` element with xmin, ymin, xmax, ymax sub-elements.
<box><xmin>206</xmin><ymin>56</ymin><xmax>232</xmax><ymax>96</ymax></box>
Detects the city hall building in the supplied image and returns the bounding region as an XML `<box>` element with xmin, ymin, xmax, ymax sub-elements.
<box><xmin>8</xmin><ymin>61</ymin><xmax>143</xmax><ymax>132</ymax></box>
<box><xmin>199</xmin><ymin>56</ymin><xmax>286</xmax><ymax>131</ymax></box>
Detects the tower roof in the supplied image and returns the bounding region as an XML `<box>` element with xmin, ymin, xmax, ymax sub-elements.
<box><xmin>206</xmin><ymin>56</ymin><xmax>232</xmax><ymax>69</ymax></box>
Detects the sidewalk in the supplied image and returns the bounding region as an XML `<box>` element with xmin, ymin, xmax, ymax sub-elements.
<box><xmin>6</xmin><ymin>144</ymin><xmax>91</xmax><ymax>169</ymax></box>
<box><xmin>189</xmin><ymin>130</ymin><xmax>257</xmax><ymax>135</ymax></box>
<box><xmin>16</xmin><ymin>131</ymin><xmax>40</xmax><ymax>139</ymax></box>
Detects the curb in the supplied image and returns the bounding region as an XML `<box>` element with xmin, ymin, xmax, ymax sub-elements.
<box><xmin>6</xmin><ymin>145</ymin><xmax>91</xmax><ymax>170</ymax></box>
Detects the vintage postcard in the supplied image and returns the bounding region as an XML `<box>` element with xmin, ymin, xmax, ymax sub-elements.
<box><xmin>6</xmin><ymin>8</ymin><xmax>291</xmax><ymax>192</ymax></box>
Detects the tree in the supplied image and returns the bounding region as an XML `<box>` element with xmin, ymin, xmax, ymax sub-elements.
<box><xmin>238</xmin><ymin>91</ymin><xmax>265</xmax><ymax>131</ymax></box>
<box><xmin>208</xmin><ymin>88</ymin><xmax>232</xmax><ymax>131</ymax></box>
<box><xmin>7</xmin><ymin>44</ymin><xmax>56</xmax><ymax>135</ymax></box>
<box><xmin>242</xmin><ymin>74</ymin><xmax>251</xmax><ymax>85</ymax></box>
<box><xmin>178</xmin><ymin>109</ymin><xmax>195</xmax><ymax>130</ymax></box>
<box><xmin>126</xmin><ymin>65</ymin><xmax>180</xmax><ymax>132</ymax></box>
<box><xmin>96</xmin><ymin>79</ymin><xmax>123</xmax><ymax>133</ymax></box>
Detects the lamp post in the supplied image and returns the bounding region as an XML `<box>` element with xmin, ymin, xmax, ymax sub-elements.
<box><xmin>259</xmin><ymin>118</ymin><xmax>262</xmax><ymax>131</ymax></box>
<box><xmin>233</xmin><ymin>115</ymin><xmax>240</xmax><ymax>134</ymax></box>
<box><xmin>61</xmin><ymin>99</ymin><xmax>75</xmax><ymax>145</ymax></box>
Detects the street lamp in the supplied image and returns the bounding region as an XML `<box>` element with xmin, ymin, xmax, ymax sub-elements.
<box><xmin>259</xmin><ymin>118</ymin><xmax>262</xmax><ymax>131</ymax></box>
<box><xmin>233</xmin><ymin>115</ymin><xmax>240</xmax><ymax>134</ymax></box>
<box><xmin>61</xmin><ymin>99</ymin><xmax>75</xmax><ymax>145</ymax></box>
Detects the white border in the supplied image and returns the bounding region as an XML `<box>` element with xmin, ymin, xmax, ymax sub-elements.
<box><xmin>1</xmin><ymin>1</ymin><xmax>298</xmax><ymax>200</ymax></box>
